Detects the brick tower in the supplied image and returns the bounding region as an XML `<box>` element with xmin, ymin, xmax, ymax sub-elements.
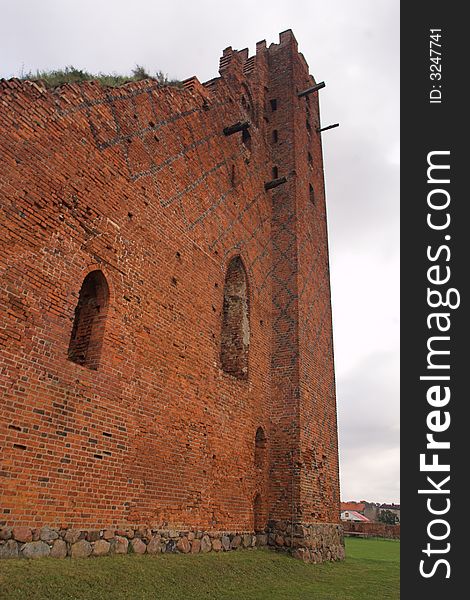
<box><xmin>265</xmin><ymin>30</ymin><xmax>343</xmax><ymax>558</ymax></box>
<box><xmin>0</xmin><ymin>30</ymin><xmax>342</xmax><ymax>562</ymax></box>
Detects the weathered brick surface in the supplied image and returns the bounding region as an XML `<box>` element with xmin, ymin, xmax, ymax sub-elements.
<box><xmin>343</xmin><ymin>521</ymin><xmax>401</xmax><ymax>539</ymax></box>
<box><xmin>0</xmin><ymin>30</ymin><xmax>341</xmax><ymax>560</ymax></box>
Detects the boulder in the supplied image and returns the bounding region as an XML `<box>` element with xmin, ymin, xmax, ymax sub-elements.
<box><xmin>212</xmin><ymin>538</ymin><xmax>222</xmax><ymax>552</ymax></box>
<box><xmin>86</xmin><ymin>530</ymin><xmax>100</xmax><ymax>542</ymax></box>
<box><xmin>103</xmin><ymin>529</ymin><xmax>115</xmax><ymax>540</ymax></box>
<box><xmin>22</xmin><ymin>541</ymin><xmax>50</xmax><ymax>559</ymax></box>
<box><xmin>221</xmin><ymin>535</ymin><xmax>231</xmax><ymax>551</ymax></box>
<box><xmin>293</xmin><ymin>547</ymin><xmax>311</xmax><ymax>562</ymax></box>
<box><xmin>200</xmin><ymin>534</ymin><xmax>211</xmax><ymax>553</ymax></box>
<box><xmin>230</xmin><ymin>535</ymin><xmax>241</xmax><ymax>549</ymax></box>
<box><xmin>177</xmin><ymin>537</ymin><xmax>190</xmax><ymax>553</ymax></box>
<box><xmin>12</xmin><ymin>527</ymin><xmax>32</xmax><ymax>543</ymax></box>
<box><xmin>147</xmin><ymin>535</ymin><xmax>162</xmax><ymax>554</ymax></box>
<box><xmin>50</xmin><ymin>539</ymin><xmax>67</xmax><ymax>558</ymax></box>
<box><xmin>130</xmin><ymin>538</ymin><xmax>146</xmax><ymax>554</ymax></box>
<box><xmin>93</xmin><ymin>540</ymin><xmax>110</xmax><ymax>556</ymax></box>
<box><xmin>71</xmin><ymin>539</ymin><xmax>92</xmax><ymax>558</ymax></box>
<box><xmin>64</xmin><ymin>529</ymin><xmax>81</xmax><ymax>544</ymax></box>
<box><xmin>40</xmin><ymin>526</ymin><xmax>59</xmax><ymax>542</ymax></box>
<box><xmin>0</xmin><ymin>540</ymin><xmax>19</xmax><ymax>559</ymax></box>
<box><xmin>114</xmin><ymin>536</ymin><xmax>129</xmax><ymax>554</ymax></box>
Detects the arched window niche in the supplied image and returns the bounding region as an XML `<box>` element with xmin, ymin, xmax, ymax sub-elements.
<box><xmin>254</xmin><ymin>426</ymin><xmax>267</xmax><ymax>468</ymax></box>
<box><xmin>67</xmin><ymin>270</ymin><xmax>109</xmax><ymax>370</ymax></box>
<box><xmin>220</xmin><ymin>256</ymin><xmax>250</xmax><ymax>379</ymax></box>
<box><xmin>253</xmin><ymin>493</ymin><xmax>265</xmax><ymax>533</ymax></box>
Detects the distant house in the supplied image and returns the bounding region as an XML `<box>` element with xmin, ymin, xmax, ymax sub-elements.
<box><xmin>340</xmin><ymin>501</ymin><xmax>366</xmax><ymax>514</ymax></box>
<box><xmin>341</xmin><ymin>501</ymin><xmax>400</xmax><ymax>523</ymax></box>
<box><xmin>340</xmin><ymin>510</ymin><xmax>370</xmax><ymax>522</ymax></box>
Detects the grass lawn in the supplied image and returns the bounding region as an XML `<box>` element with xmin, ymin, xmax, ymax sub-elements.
<box><xmin>0</xmin><ymin>537</ymin><xmax>399</xmax><ymax>599</ymax></box>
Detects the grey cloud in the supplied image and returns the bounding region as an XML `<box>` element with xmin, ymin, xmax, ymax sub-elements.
<box><xmin>337</xmin><ymin>351</ymin><xmax>399</xmax><ymax>501</ymax></box>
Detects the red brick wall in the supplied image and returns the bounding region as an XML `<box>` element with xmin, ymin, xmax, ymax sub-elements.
<box><xmin>343</xmin><ymin>522</ymin><xmax>401</xmax><ymax>539</ymax></box>
<box><xmin>0</xmin><ymin>31</ymin><xmax>340</xmax><ymax>535</ymax></box>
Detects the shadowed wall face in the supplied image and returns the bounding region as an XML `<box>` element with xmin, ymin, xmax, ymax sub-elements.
<box><xmin>220</xmin><ymin>256</ymin><xmax>250</xmax><ymax>379</ymax></box>
<box><xmin>68</xmin><ymin>270</ymin><xmax>109</xmax><ymax>370</ymax></box>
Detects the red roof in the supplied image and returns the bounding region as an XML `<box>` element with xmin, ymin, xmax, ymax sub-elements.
<box><xmin>341</xmin><ymin>502</ymin><xmax>365</xmax><ymax>512</ymax></box>
<box><xmin>341</xmin><ymin>510</ymin><xmax>370</xmax><ymax>522</ymax></box>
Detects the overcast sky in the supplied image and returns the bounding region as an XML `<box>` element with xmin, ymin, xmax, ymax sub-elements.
<box><xmin>1</xmin><ymin>0</ymin><xmax>399</xmax><ymax>503</ymax></box>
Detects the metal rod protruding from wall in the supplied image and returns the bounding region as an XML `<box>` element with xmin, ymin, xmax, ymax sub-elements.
<box><xmin>223</xmin><ymin>121</ymin><xmax>251</xmax><ymax>136</ymax></box>
<box><xmin>264</xmin><ymin>176</ymin><xmax>287</xmax><ymax>191</ymax></box>
<box><xmin>317</xmin><ymin>123</ymin><xmax>340</xmax><ymax>133</ymax></box>
<box><xmin>297</xmin><ymin>81</ymin><xmax>325</xmax><ymax>97</ymax></box>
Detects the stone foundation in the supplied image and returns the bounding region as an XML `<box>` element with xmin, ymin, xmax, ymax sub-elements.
<box><xmin>266</xmin><ymin>521</ymin><xmax>345</xmax><ymax>563</ymax></box>
<box><xmin>0</xmin><ymin>522</ymin><xmax>344</xmax><ymax>561</ymax></box>
<box><xmin>0</xmin><ymin>525</ymin><xmax>261</xmax><ymax>559</ymax></box>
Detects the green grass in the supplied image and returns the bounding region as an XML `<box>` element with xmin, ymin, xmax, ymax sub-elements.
<box><xmin>0</xmin><ymin>538</ymin><xmax>399</xmax><ymax>600</ymax></box>
<box><xmin>18</xmin><ymin>65</ymin><xmax>181</xmax><ymax>88</ymax></box>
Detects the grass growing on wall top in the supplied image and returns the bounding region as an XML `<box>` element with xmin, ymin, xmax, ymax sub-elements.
<box><xmin>18</xmin><ymin>65</ymin><xmax>181</xmax><ymax>88</ymax></box>
<box><xmin>0</xmin><ymin>538</ymin><xmax>399</xmax><ymax>600</ymax></box>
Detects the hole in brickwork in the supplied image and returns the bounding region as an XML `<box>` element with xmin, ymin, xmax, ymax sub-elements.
<box><xmin>308</xmin><ymin>152</ymin><xmax>313</xmax><ymax>164</ymax></box>
<box><xmin>272</xmin><ymin>130</ymin><xmax>278</xmax><ymax>144</ymax></box>
<box><xmin>220</xmin><ymin>256</ymin><xmax>250</xmax><ymax>379</ymax></box>
<box><xmin>309</xmin><ymin>184</ymin><xmax>315</xmax><ymax>204</ymax></box>
<box><xmin>68</xmin><ymin>270</ymin><xmax>109</xmax><ymax>370</ymax></box>
<box><xmin>306</xmin><ymin>119</ymin><xmax>311</xmax><ymax>132</ymax></box>
<box><xmin>102</xmin><ymin>432</ymin><xmax>112</xmax><ymax>437</ymax></box>
<box><xmin>254</xmin><ymin>426</ymin><xmax>267</xmax><ymax>468</ymax></box>
<box><xmin>8</xmin><ymin>424</ymin><xmax>22</xmax><ymax>431</ymax></box>
<box><xmin>272</xmin><ymin>166</ymin><xmax>278</xmax><ymax>179</ymax></box>
<box><xmin>13</xmin><ymin>443</ymin><xmax>27</xmax><ymax>450</ymax></box>
<box><xmin>270</xmin><ymin>99</ymin><xmax>277</xmax><ymax>111</ymax></box>
<box><xmin>242</xmin><ymin>128</ymin><xmax>251</xmax><ymax>151</ymax></box>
